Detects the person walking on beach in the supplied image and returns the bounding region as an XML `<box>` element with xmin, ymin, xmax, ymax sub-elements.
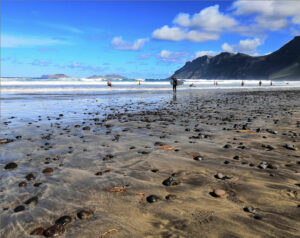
<box><xmin>241</xmin><ymin>80</ymin><xmax>245</xmax><ymax>86</ymax></box>
<box><xmin>107</xmin><ymin>80</ymin><xmax>112</xmax><ymax>87</ymax></box>
<box><xmin>171</xmin><ymin>76</ymin><xmax>178</xmax><ymax>93</ymax></box>
<box><xmin>259</xmin><ymin>80</ymin><xmax>262</xmax><ymax>86</ymax></box>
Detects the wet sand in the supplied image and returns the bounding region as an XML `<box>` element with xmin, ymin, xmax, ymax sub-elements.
<box><xmin>1</xmin><ymin>89</ymin><xmax>300</xmax><ymax>237</ymax></box>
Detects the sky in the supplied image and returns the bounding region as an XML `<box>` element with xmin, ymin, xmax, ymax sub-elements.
<box><xmin>1</xmin><ymin>0</ymin><xmax>300</xmax><ymax>78</ymax></box>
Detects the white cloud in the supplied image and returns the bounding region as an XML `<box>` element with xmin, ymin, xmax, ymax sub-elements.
<box><xmin>158</xmin><ymin>50</ymin><xmax>189</xmax><ymax>63</ymax></box>
<box><xmin>111</xmin><ymin>36</ymin><xmax>148</xmax><ymax>51</ymax></box>
<box><xmin>174</xmin><ymin>5</ymin><xmax>237</xmax><ymax>32</ymax></box>
<box><xmin>222</xmin><ymin>38</ymin><xmax>262</xmax><ymax>55</ymax></box>
<box><xmin>222</xmin><ymin>43</ymin><xmax>234</xmax><ymax>52</ymax></box>
<box><xmin>1</xmin><ymin>35</ymin><xmax>66</xmax><ymax>48</ymax></box>
<box><xmin>232</xmin><ymin>0</ymin><xmax>300</xmax><ymax>32</ymax></box>
<box><xmin>152</xmin><ymin>25</ymin><xmax>219</xmax><ymax>42</ymax></box>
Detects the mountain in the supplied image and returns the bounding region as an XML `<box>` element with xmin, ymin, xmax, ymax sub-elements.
<box><xmin>87</xmin><ymin>74</ymin><xmax>127</xmax><ymax>79</ymax></box>
<box><xmin>41</xmin><ymin>74</ymin><xmax>69</xmax><ymax>79</ymax></box>
<box><xmin>172</xmin><ymin>36</ymin><xmax>300</xmax><ymax>80</ymax></box>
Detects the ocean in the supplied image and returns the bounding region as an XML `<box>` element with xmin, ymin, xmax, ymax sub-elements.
<box><xmin>2</xmin><ymin>77</ymin><xmax>300</xmax><ymax>97</ymax></box>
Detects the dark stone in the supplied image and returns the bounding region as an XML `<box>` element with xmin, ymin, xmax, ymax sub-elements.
<box><xmin>243</xmin><ymin>206</ymin><xmax>254</xmax><ymax>213</ymax></box>
<box><xmin>224</xmin><ymin>160</ymin><xmax>230</xmax><ymax>164</ymax></box>
<box><xmin>14</xmin><ymin>205</ymin><xmax>25</xmax><ymax>213</ymax></box>
<box><xmin>151</xmin><ymin>169</ymin><xmax>159</xmax><ymax>173</ymax></box>
<box><xmin>258</xmin><ymin>162</ymin><xmax>268</xmax><ymax>169</ymax></box>
<box><xmin>30</xmin><ymin>227</ymin><xmax>45</xmax><ymax>236</ymax></box>
<box><xmin>162</xmin><ymin>177</ymin><xmax>180</xmax><ymax>186</ymax></box>
<box><xmin>154</xmin><ymin>142</ymin><xmax>164</xmax><ymax>146</ymax></box>
<box><xmin>223</xmin><ymin>144</ymin><xmax>232</xmax><ymax>149</ymax></box>
<box><xmin>253</xmin><ymin>215</ymin><xmax>263</xmax><ymax>220</ymax></box>
<box><xmin>44</xmin><ymin>224</ymin><xmax>65</xmax><ymax>237</ymax></box>
<box><xmin>165</xmin><ymin>194</ymin><xmax>177</xmax><ymax>200</ymax></box>
<box><xmin>82</xmin><ymin>126</ymin><xmax>90</xmax><ymax>130</ymax></box>
<box><xmin>77</xmin><ymin>209</ymin><xmax>94</xmax><ymax>220</ymax></box>
<box><xmin>4</xmin><ymin>162</ymin><xmax>18</xmax><ymax>170</ymax></box>
<box><xmin>55</xmin><ymin>215</ymin><xmax>72</xmax><ymax>226</ymax></box>
<box><xmin>18</xmin><ymin>181</ymin><xmax>27</xmax><ymax>187</ymax></box>
<box><xmin>95</xmin><ymin>171</ymin><xmax>103</xmax><ymax>176</ymax></box>
<box><xmin>193</xmin><ymin>156</ymin><xmax>203</xmax><ymax>161</ymax></box>
<box><xmin>233</xmin><ymin>155</ymin><xmax>239</xmax><ymax>160</ymax></box>
<box><xmin>24</xmin><ymin>196</ymin><xmax>38</xmax><ymax>206</ymax></box>
<box><xmin>34</xmin><ymin>182</ymin><xmax>42</xmax><ymax>187</ymax></box>
<box><xmin>43</xmin><ymin>168</ymin><xmax>54</xmax><ymax>174</ymax></box>
<box><xmin>146</xmin><ymin>195</ymin><xmax>160</xmax><ymax>203</ymax></box>
<box><xmin>26</xmin><ymin>173</ymin><xmax>36</xmax><ymax>181</ymax></box>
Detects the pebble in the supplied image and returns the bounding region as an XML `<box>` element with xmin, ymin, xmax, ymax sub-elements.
<box><xmin>30</xmin><ymin>227</ymin><xmax>45</xmax><ymax>236</ymax></box>
<box><xmin>44</xmin><ymin>224</ymin><xmax>65</xmax><ymax>237</ymax></box>
<box><xmin>233</xmin><ymin>155</ymin><xmax>239</xmax><ymax>160</ymax></box>
<box><xmin>43</xmin><ymin>167</ymin><xmax>54</xmax><ymax>174</ymax></box>
<box><xmin>213</xmin><ymin>189</ymin><xmax>227</xmax><ymax>197</ymax></box>
<box><xmin>82</xmin><ymin>126</ymin><xmax>90</xmax><ymax>130</ymax></box>
<box><xmin>215</xmin><ymin>173</ymin><xmax>224</xmax><ymax>179</ymax></box>
<box><xmin>193</xmin><ymin>155</ymin><xmax>203</xmax><ymax>161</ymax></box>
<box><xmin>18</xmin><ymin>181</ymin><xmax>27</xmax><ymax>187</ymax></box>
<box><xmin>151</xmin><ymin>169</ymin><xmax>159</xmax><ymax>173</ymax></box>
<box><xmin>55</xmin><ymin>215</ymin><xmax>72</xmax><ymax>226</ymax></box>
<box><xmin>77</xmin><ymin>209</ymin><xmax>94</xmax><ymax>220</ymax></box>
<box><xmin>223</xmin><ymin>144</ymin><xmax>232</xmax><ymax>149</ymax></box>
<box><xmin>243</xmin><ymin>206</ymin><xmax>254</xmax><ymax>213</ymax></box>
<box><xmin>258</xmin><ymin>161</ymin><xmax>268</xmax><ymax>169</ymax></box>
<box><xmin>4</xmin><ymin>162</ymin><xmax>18</xmax><ymax>170</ymax></box>
<box><xmin>162</xmin><ymin>177</ymin><xmax>180</xmax><ymax>186</ymax></box>
<box><xmin>24</xmin><ymin>196</ymin><xmax>38</xmax><ymax>206</ymax></box>
<box><xmin>14</xmin><ymin>205</ymin><xmax>25</xmax><ymax>213</ymax></box>
<box><xmin>165</xmin><ymin>194</ymin><xmax>177</xmax><ymax>200</ymax></box>
<box><xmin>267</xmin><ymin>163</ymin><xmax>280</xmax><ymax>169</ymax></box>
<box><xmin>284</xmin><ymin>144</ymin><xmax>297</xmax><ymax>150</ymax></box>
<box><xmin>26</xmin><ymin>173</ymin><xmax>36</xmax><ymax>181</ymax></box>
<box><xmin>146</xmin><ymin>195</ymin><xmax>160</xmax><ymax>203</ymax></box>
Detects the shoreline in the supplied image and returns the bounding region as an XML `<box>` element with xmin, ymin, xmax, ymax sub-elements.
<box><xmin>1</xmin><ymin>88</ymin><xmax>300</xmax><ymax>237</ymax></box>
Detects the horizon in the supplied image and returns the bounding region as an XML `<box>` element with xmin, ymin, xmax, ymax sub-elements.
<box><xmin>1</xmin><ymin>0</ymin><xmax>300</xmax><ymax>78</ymax></box>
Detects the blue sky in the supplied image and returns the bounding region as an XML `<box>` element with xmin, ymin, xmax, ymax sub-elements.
<box><xmin>1</xmin><ymin>1</ymin><xmax>300</xmax><ymax>78</ymax></box>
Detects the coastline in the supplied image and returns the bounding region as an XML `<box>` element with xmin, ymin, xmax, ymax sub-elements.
<box><xmin>1</xmin><ymin>88</ymin><xmax>300</xmax><ymax>237</ymax></box>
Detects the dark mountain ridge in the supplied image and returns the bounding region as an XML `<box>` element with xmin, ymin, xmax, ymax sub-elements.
<box><xmin>172</xmin><ymin>36</ymin><xmax>300</xmax><ymax>80</ymax></box>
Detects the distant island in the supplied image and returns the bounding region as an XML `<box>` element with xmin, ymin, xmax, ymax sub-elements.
<box><xmin>41</xmin><ymin>74</ymin><xmax>69</xmax><ymax>79</ymax></box>
<box><xmin>172</xmin><ymin>36</ymin><xmax>300</xmax><ymax>80</ymax></box>
<box><xmin>87</xmin><ymin>74</ymin><xmax>127</xmax><ymax>79</ymax></box>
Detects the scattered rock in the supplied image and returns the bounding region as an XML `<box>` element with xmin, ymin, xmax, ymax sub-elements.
<box><xmin>284</xmin><ymin>144</ymin><xmax>297</xmax><ymax>150</ymax></box>
<box><xmin>0</xmin><ymin>139</ymin><xmax>14</xmax><ymax>144</ymax></box>
<box><xmin>24</xmin><ymin>196</ymin><xmax>38</xmax><ymax>206</ymax></box>
<box><xmin>193</xmin><ymin>155</ymin><xmax>203</xmax><ymax>161</ymax></box>
<box><xmin>18</xmin><ymin>181</ymin><xmax>27</xmax><ymax>187</ymax></box>
<box><xmin>243</xmin><ymin>206</ymin><xmax>254</xmax><ymax>213</ymax></box>
<box><xmin>233</xmin><ymin>155</ymin><xmax>239</xmax><ymax>160</ymax></box>
<box><xmin>77</xmin><ymin>209</ymin><xmax>94</xmax><ymax>220</ymax></box>
<box><xmin>212</xmin><ymin>189</ymin><xmax>227</xmax><ymax>198</ymax></box>
<box><xmin>82</xmin><ymin>126</ymin><xmax>90</xmax><ymax>131</ymax></box>
<box><xmin>43</xmin><ymin>168</ymin><xmax>54</xmax><ymax>174</ymax></box>
<box><xmin>223</xmin><ymin>144</ymin><xmax>232</xmax><ymax>149</ymax></box>
<box><xmin>44</xmin><ymin>224</ymin><xmax>65</xmax><ymax>237</ymax></box>
<box><xmin>26</xmin><ymin>173</ymin><xmax>36</xmax><ymax>181</ymax></box>
<box><xmin>162</xmin><ymin>177</ymin><xmax>180</xmax><ymax>186</ymax></box>
<box><xmin>146</xmin><ymin>195</ymin><xmax>160</xmax><ymax>203</ymax></box>
<box><xmin>30</xmin><ymin>227</ymin><xmax>45</xmax><ymax>236</ymax></box>
<box><xmin>151</xmin><ymin>169</ymin><xmax>159</xmax><ymax>173</ymax></box>
<box><xmin>165</xmin><ymin>194</ymin><xmax>177</xmax><ymax>200</ymax></box>
<box><xmin>258</xmin><ymin>161</ymin><xmax>268</xmax><ymax>169</ymax></box>
<box><xmin>55</xmin><ymin>216</ymin><xmax>72</xmax><ymax>226</ymax></box>
<box><xmin>14</xmin><ymin>205</ymin><xmax>25</xmax><ymax>213</ymax></box>
<box><xmin>4</xmin><ymin>162</ymin><xmax>18</xmax><ymax>170</ymax></box>
<box><xmin>215</xmin><ymin>173</ymin><xmax>224</xmax><ymax>179</ymax></box>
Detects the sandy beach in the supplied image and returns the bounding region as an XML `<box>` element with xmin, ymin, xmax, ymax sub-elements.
<box><xmin>1</xmin><ymin>88</ymin><xmax>300</xmax><ymax>238</ymax></box>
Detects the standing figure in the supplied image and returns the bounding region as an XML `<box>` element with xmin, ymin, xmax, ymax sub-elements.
<box><xmin>259</xmin><ymin>80</ymin><xmax>262</xmax><ymax>86</ymax></box>
<box><xmin>270</xmin><ymin>80</ymin><xmax>273</xmax><ymax>86</ymax></box>
<box><xmin>107</xmin><ymin>80</ymin><xmax>112</xmax><ymax>87</ymax></box>
<box><xmin>171</xmin><ymin>76</ymin><xmax>178</xmax><ymax>93</ymax></box>
<box><xmin>241</xmin><ymin>80</ymin><xmax>245</xmax><ymax>86</ymax></box>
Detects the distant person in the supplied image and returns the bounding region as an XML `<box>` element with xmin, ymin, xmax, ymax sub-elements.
<box><xmin>241</xmin><ymin>80</ymin><xmax>245</xmax><ymax>86</ymax></box>
<box><xmin>216</xmin><ymin>81</ymin><xmax>218</xmax><ymax>86</ymax></box>
<box><xmin>171</xmin><ymin>76</ymin><xmax>178</xmax><ymax>93</ymax></box>
<box><xmin>107</xmin><ymin>80</ymin><xmax>112</xmax><ymax>87</ymax></box>
<box><xmin>259</xmin><ymin>80</ymin><xmax>262</xmax><ymax>86</ymax></box>
<box><xmin>270</xmin><ymin>80</ymin><xmax>273</xmax><ymax>86</ymax></box>
<box><xmin>189</xmin><ymin>83</ymin><xmax>194</xmax><ymax>87</ymax></box>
